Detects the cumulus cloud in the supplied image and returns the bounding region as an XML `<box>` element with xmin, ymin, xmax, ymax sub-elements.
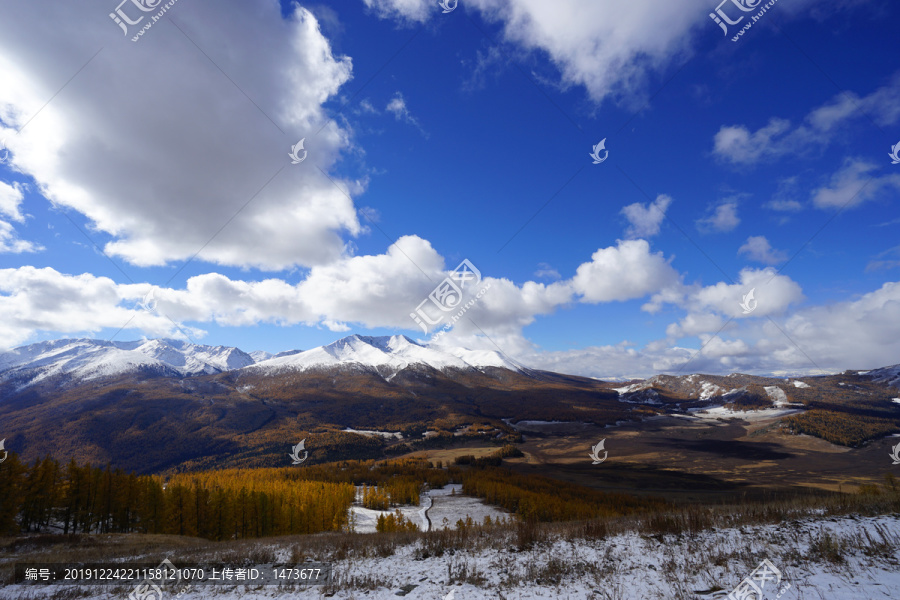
<box><xmin>738</xmin><ymin>236</ymin><xmax>787</xmax><ymax>265</ymax></box>
<box><xmin>0</xmin><ymin>237</ymin><xmax>683</xmax><ymax>349</ymax></box>
<box><xmin>811</xmin><ymin>158</ymin><xmax>900</xmax><ymax>210</ymax></box>
<box><xmin>0</xmin><ymin>267</ymin><xmax>184</xmax><ymax>347</ymax></box>
<box><xmin>522</xmin><ymin>278</ymin><xmax>900</xmax><ymax>378</ymax></box>
<box><xmin>679</xmin><ymin>268</ymin><xmax>803</xmax><ymax>321</ymax></box>
<box><xmin>621</xmin><ymin>194</ymin><xmax>672</xmax><ymax>238</ymax></box>
<box><xmin>0</xmin><ymin>0</ymin><xmax>358</xmax><ymax>270</ymax></box>
<box><xmin>713</xmin><ymin>119</ymin><xmax>792</xmax><ymax>166</ymax></box>
<box><xmin>360</xmin><ymin>0</ymin><xmax>718</xmax><ymax>105</ymax></box>
<box><xmin>696</xmin><ymin>200</ymin><xmax>740</xmax><ymax>233</ymax></box>
<box><xmin>572</xmin><ymin>240</ymin><xmax>680</xmax><ymax>303</ymax></box>
<box><xmin>713</xmin><ymin>74</ymin><xmax>900</xmax><ymax>165</ymax></box>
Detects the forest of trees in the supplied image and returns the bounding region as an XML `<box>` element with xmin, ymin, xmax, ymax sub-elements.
<box><xmin>461</xmin><ymin>468</ymin><xmax>666</xmax><ymax>522</ymax></box>
<box><xmin>0</xmin><ymin>451</ymin><xmax>673</xmax><ymax>540</ymax></box>
<box><xmin>0</xmin><ymin>454</ymin><xmax>354</xmax><ymax>539</ymax></box>
<box><xmin>782</xmin><ymin>409</ymin><xmax>900</xmax><ymax>446</ymax></box>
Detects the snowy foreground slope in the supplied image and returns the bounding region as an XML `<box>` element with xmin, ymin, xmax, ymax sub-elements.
<box><xmin>4</xmin><ymin>513</ymin><xmax>898</xmax><ymax>600</ymax></box>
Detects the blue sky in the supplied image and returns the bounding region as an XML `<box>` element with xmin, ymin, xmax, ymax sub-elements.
<box><xmin>0</xmin><ymin>0</ymin><xmax>898</xmax><ymax>378</ymax></box>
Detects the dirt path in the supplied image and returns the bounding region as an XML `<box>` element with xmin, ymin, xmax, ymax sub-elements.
<box><xmin>418</xmin><ymin>494</ymin><xmax>434</xmax><ymax>531</ymax></box>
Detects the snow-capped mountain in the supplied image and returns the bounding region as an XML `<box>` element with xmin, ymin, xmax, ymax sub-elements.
<box><xmin>246</xmin><ymin>334</ymin><xmax>520</xmax><ymax>375</ymax></box>
<box><xmin>0</xmin><ymin>335</ymin><xmax>521</xmax><ymax>388</ymax></box>
<box><xmin>0</xmin><ymin>338</ymin><xmax>254</xmax><ymax>387</ymax></box>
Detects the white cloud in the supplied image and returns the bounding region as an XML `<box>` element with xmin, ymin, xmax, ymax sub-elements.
<box><xmin>713</xmin><ymin>73</ymin><xmax>900</xmax><ymax>165</ymax></box>
<box><xmin>683</xmin><ymin>268</ymin><xmax>803</xmax><ymax>320</ymax></box>
<box><xmin>359</xmin><ymin>0</ymin><xmax>721</xmax><ymax>106</ymax></box>
<box><xmin>534</xmin><ymin>262</ymin><xmax>561</xmax><ymax>280</ymax></box>
<box><xmin>696</xmin><ymin>200</ymin><xmax>740</xmax><ymax>233</ymax></box>
<box><xmin>621</xmin><ymin>194</ymin><xmax>672</xmax><ymax>238</ymax></box>
<box><xmin>572</xmin><ymin>240</ymin><xmax>680</xmax><ymax>303</ymax></box>
<box><xmin>0</xmin><ymin>181</ymin><xmax>25</xmax><ymax>222</ymax></box>
<box><xmin>0</xmin><ymin>181</ymin><xmax>39</xmax><ymax>253</ymax></box>
<box><xmin>0</xmin><ymin>267</ymin><xmax>183</xmax><ymax>347</ymax></box>
<box><xmin>0</xmin><ymin>237</ymin><xmax>680</xmax><ymax>349</ymax></box>
<box><xmin>385</xmin><ymin>92</ymin><xmax>427</xmax><ymax>136</ymax></box>
<box><xmin>361</xmin><ymin>0</ymin><xmax>432</xmax><ymax>23</ymax></box>
<box><xmin>0</xmin><ymin>219</ymin><xmax>40</xmax><ymax>254</ymax></box>
<box><xmin>713</xmin><ymin>119</ymin><xmax>792</xmax><ymax>166</ymax></box>
<box><xmin>811</xmin><ymin>158</ymin><xmax>900</xmax><ymax>210</ymax></box>
<box><xmin>765</xmin><ymin>199</ymin><xmax>804</xmax><ymax>212</ymax></box>
<box><xmin>523</xmin><ymin>279</ymin><xmax>900</xmax><ymax>377</ymax></box>
<box><xmin>866</xmin><ymin>245</ymin><xmax>900</xmax><ymax>273</ymax></box>
<box><xmin>738</xmin><ymin>236</ymin><xmax>787</xmax><ymax>265</ymax></box>
<box><xmin>358</xmin><ymin>99</ymin><xmax>378</xmax><ymax>114</ymax></box>
<box><xmin>0</xmin><ymin>0</ymin><xmax>359</xmax><ymax>270</ymax></box>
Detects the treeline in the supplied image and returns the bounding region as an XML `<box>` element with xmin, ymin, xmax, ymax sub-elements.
<box><xmin>360</xmin><ymin>477</ymin><xmax>421</xmax><ymax>509</ymax></box>
<box><xmin>0</xmin><ymin>455</ymin><xmax>354</xmax><ymax>539</ymax></box>
<box><xmin>296</xmin><ymin>457</ymin><xmax>458</xmax><ymax>490</ymax></box>
<box><xmin>375</xmin><ymin>509</ymin><xmax>419</xmax><ymax>533</ymax></box>
<box><xmin>462</xmin><ymin>467</ymin><xmax>667</xmax><ymax>522</ymax></box>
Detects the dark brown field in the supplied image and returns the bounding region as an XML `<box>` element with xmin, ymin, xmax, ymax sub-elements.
<box><xmin>499</xmin><ymin>414</ymin><xmax>898</xmax><ymax>501</ymax></box>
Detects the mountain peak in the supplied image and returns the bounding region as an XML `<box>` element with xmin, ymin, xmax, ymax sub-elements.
<box><xmin>0</xmin><ymin>335</ymin><xmax>521</xmax><ymax>388</ymax></box>
<box><xmin>0</xmin><ymin>338</ymin><xmax>254</xmax><ymax>387</ymax></box>
<box><xmin>248</xmin><ymin>334</ymin><xmax>518</xmax><ymax>376</ymax></box>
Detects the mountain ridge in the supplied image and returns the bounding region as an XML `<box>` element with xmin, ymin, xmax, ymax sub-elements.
<box><xmin>0</xmin><ymin>334</ymin><xmax>522</xmax><ymax>388</ymax></box>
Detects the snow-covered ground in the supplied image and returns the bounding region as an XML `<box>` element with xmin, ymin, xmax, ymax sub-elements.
<box><xmin>687</xmin><ymin>405</ymin><xmax>802</xmax><ymax>422</ymax></box>
<box><xmin>348</xmin><ymin>485</ymin><xmax>508</xmax><ymax>534</ymax></box>
<box><xmin>5</xmin><ymin>514</ymin><xmax>898</xmax><ymax>599</ymax></box>
<box><xmin>426</xmin><ymin>484</ymin><xmax>509</xmax><ymax>531</ymax></box>
<box><xmin>341</xmin><ymin>428</ymin><xmax>403</xmax><ymax>439</ymax></box>
<box><xmin>764</xmin><ymin>385</ymin><xmax>789</xmax><ymax>407</ymax></box>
